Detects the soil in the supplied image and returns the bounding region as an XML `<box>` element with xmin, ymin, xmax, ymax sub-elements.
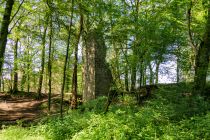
<box><xmin>0</xmin><ymin>93</ymin><xmax>63</xmax><ymax>123</ymax></box>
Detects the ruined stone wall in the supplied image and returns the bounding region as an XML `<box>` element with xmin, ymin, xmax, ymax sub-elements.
<box><xmin>83</xmin><ymin>30</ymin><xmax>113</xmax><ymax>101</ymax></box>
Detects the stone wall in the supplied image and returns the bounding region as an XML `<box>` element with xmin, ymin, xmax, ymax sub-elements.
<box><xmin>83</xmin><ymin>30</ymin><xmax>113</xmax><ymax>101</ymax></box>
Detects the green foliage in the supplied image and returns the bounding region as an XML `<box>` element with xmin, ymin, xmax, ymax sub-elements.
<box><xmin>1</xmin><ymin>84</ymin><xmax>210</xmax><ymax>140</ymax></box>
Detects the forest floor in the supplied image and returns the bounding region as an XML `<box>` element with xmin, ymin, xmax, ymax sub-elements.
<box><xmin>0</xmin><ymin>93</ymin><xmax>63</xmax><ymax>123</ymax></box>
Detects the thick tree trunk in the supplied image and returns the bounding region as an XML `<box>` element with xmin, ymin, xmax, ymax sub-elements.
<box><xmin>13</xmin><ymin>39</ymin><xmax>19</xmax><ymax>93</ymax></box>
<box><xmin>193</xmin><ymin>7</ymin><xmax>210</xmax><ymax>96</ymax></box>
<box><xmin>37</xmin><ymin>22</ymin><xmax>48</xmax><ymax>98</ymax></box>
<box><xmin>0</xmin><ymin>0</ymin><xmax>15</xmax><ymax>76</ymax></box>
<box><xmin>193</xmin><ymin>42</ymin><xmax>209</xmax><ymax>95</ymax></box>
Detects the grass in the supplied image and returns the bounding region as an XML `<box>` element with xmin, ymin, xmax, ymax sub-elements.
<box><xmin>0</xmin><ymin>83</ymin><xmax>210</xmax><ymax>140</ymax></box>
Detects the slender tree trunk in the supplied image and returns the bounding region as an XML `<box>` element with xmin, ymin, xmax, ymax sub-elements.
<box><xmin>143</xmin><ymin>65</ymin><xmax>147</xmax><ymax>86</ymax></box>
<box><xmin>193</xmin><ymin>7</ymin><xmax>210</xmax><ymax>96</ymax></box>
<box><xmin>26</xmin><ymin>42</ymin><xmax>30</xmax><ymax>94</ymax></box>
<box><xmin>124</xmin><ymin>48</ymin><xmax>129</xmax><ymax>91</ymax></box>
<box><xmin>177</xmin><ymin>57</ymin><xmax>180</xmax><ymax>83</ymax></box>
<box><xmin>13</xmin><ymin>39</ymin><xmax>19</xmax><ymax>93</ymax></box>
<box><xmin>60</xmin><ymin>0</ymin><xmax>74</xmax><ymax>118</ymax></box>
<box><xmin>37</xmin><ymin>21</ymin><xmax>48</xmax><ymax>98</ymax></box>
<box><xmin>139</xmin><ymin>60</ymin><xmax>144</xmax><ymax>88</ymax></box>
<box><xmin>131</xmin><ymin>54</ymin><xmax>137</xmax><ymax>91</ymax></box>
<box><xmin>2</xmin><ymin>77</ymin><xmax>4</xmax><ymax>92</ymax></box>
<box><xmin>71</xmin><ymin>14</ymin><xmax>83</xmax><ymax>109</ymax></box>
<box><xmin>0</xmin><ymin>0</ymin><xmax>15</xmax><ymax>76</ymax></box>
<box><xmin>21</xmin><ymin>69</ymin><xmax>26</xmax><ymax>92</ymax></box>
<box><xmin>155</xmin><ymin>61</ymin><xmax>160</xmax><ymax>84</ymax></box>
<box><xmin>149</xmin><ymin>62</ymin><xmax>153</xmax><ymax>85</ymax></box>
<box><xmin>65</xmin><ymin>61</ymin><xmax>71</xmax><ymax>93</ymax></box>
<box><xmin>0</xmin><ymin>78</ymin><xmax>1</xmax><ymax>92</ymax></box>
<box><xmin>48</xmin><ymin>16</ymin><xmax>53</xmax><ymax>111</ymax></box>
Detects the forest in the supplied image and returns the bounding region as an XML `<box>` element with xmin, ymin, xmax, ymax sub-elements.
<box><xmin>0</xmin><ymin>0</ymin><xmax>210</xmax><ymax>139</ymax></box>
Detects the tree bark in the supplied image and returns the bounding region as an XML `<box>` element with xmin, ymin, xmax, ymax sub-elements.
<box><xmin>131</xmin><ymin>55</ymin><xmax>137</xmax><ymax>91</ymax></box>
<box><xmin>27</xmin><ymin>44</ymin><xmax>30</xmax><ymax>94</ymax></box>
<box><xmin>13</xmin><ymin>38</ymin><xmax>19</xmax><ymax>93</ymax></box>
<box><xmin>149</xmin><ymin>62</ymin><xmax>153</xmax><ymax>85</ymax></box>
<box><xmin>124</xmin><ymin>48</ymin><xmax>129</xmax><ymax>91</ymax></box>
<box><xmin>21</xmin><ymin>69</ymin><xmax>26</xmax><ymax>92</ymax></box>
<box><xmin>0</xmin><ymin>0</ymin><xmax>15</xmax><ymax>76</ymax></box>
<box><xmin>37</xmin><ymin>20</ymin><xmax>48</xmax><ymax>98</ymax></box>
<box><xmin>192</xmin><ymin>7</ymin><xmax>210</xmax><ymax>96</ymax></box>
<box><xmin>155</xmin><ymin>61</ymin><xmax>160</xmax><ymax>84</ymax></box>
<box><xmin>48</xmin><ymin>15</ymin><xmax>53</xmax><ymax>111</ymax></box>
<box><xmin>0</xmin><ymin>77</ymin><xmax>1</xmax><ymax>92</ymax></box>
<box><xmin>71</xmin><ymin>14</ymin><xmax>83</xmax><ymax>109</ymax></box>
<box><xmin>177</xmin><ymin>56</ymin><xmax>180</xmax><ymax>83</ymax></box>
<box><xmin>60</xmin><ymin>0</ymin><xmax>74</xmax><ymax>118</ymax></box>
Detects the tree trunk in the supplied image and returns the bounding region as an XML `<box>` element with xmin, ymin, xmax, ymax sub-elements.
<box><xmin>2</xmin><ymin>77</ymin><xmax>4</xmax><ymax>92</ymax></box>
<box><xmin>60</xmin><ymin>0</ymin><xmax>74</xmax><ymax>118</ymax></box>
<box><xmin>193</xmin><ymin>7</ymin><xmax>210</xmax><ymax>96</ymax></box>
<box><xmin>0</xmin><ymin>0</ymin><xmax>15</xmax><ymax>76</ymax></box>
<box><xmin>177</xmin><ymin>57</ymin><xmax>180</xmax><ymax>83</ymax></box>
<box><xmin>13</xmin><ymin>38</ymin><xmax>19</xmax><ymax>93</ymax></box>
<box><xmin>0</xmin><ymin>78</ymin><xmax>1</xmax><ymax>92</ymax></box>
<box><xmin>139</xmin><ymin>60</ymin><xmax>144</xmax><ymax>88</ymax></box>
<box><xmin>130</xmin><ymin>0</ymin><xmax>140</xmax><ymax>91</ymax></box>
<box><xmin>155</xmin><ymin>61</ymin><xmax>160</xmax><ymax>84</ymax></box>
<box><xmin>21</xmin><ymin>69</ymin><xmax>26</xmax><ymax>92</ymax></box>
<box><xmin>48</xmin><ymin>16</ymin><xmax>53</xmax><ymax>111</ymax></box>
<box><xmin>193</xmin><ymin>42</ymin><xmax>209</xmax><ymax>95</ymax></box>
<box><xmin>124</xmin><ymin>48</ymin><xmax>129</xmax><ymax>91</ymax></box>
<box><xmin>71</xmin><ymin>14</ymin><xmax>83</xmax><ymax>109</ymax></box>
<box><xmin>143</xmin><ymin>65</ymin><xmax>147</xmax><ymax>86</ymax></box>
<box><xmin>26</xmin><ymin>40</ymin><xmax>30</xmax><ymax>94</ymax></box>
<box><xmin>149</xmin><ymin>62</ymin><xmax>153</xmax><ymax>85</ymax></box>
<box><xmin>65</xmin><ymin>61</ymin><xmax>71</xmax><ymax>93</ymax></box>
<box><xmin>37</xmin><ymin>21</ymin><xmax>48</xmax><ymax>98</ymax></box>
<box><xmin>131</xmin><ymin>55</ymin><xmax>137</xmax><ymax>91</ymax></box>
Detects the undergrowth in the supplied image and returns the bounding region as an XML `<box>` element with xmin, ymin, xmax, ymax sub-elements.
<box><xmin>0</xmin><ymin>83</ymin><xmax>210</xmax><ymax>140</ymax></box>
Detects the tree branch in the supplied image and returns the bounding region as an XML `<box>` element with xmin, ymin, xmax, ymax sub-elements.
<box><xmin>9</xmin><ymin>0</ymin><xmax>25</xmax><ymax>24</ymax></box>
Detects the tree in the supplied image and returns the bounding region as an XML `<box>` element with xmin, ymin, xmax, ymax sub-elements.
<box><xmin>0</xmin><ymin>0</ymin><xmax>15</xmax><ymax>76</ymax></box>
<box><xmin>12</xmin><ymin>38</ymin><xmax>18</xmax><ymax>93</ymax></box>
<box><xmin>60</xmin><ymin>0</ymin><xmax>74</xmax><ymax>118</ymax></box>
<box><xmin>37</xmin><ymin>16</ymin><xmax>49</xmax><ymax>98</ymax></box>
<box><xmin>70</xmin><ymin>13</ymin><xmax>83</xmax><ymax>109</ymax></box>
<box><xmin>192</xmin><ymin>6</ymin><xmax>210</xmax><ymax>95</ymax></box>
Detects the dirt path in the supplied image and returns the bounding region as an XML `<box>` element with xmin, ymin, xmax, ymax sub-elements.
<box><xmin>0</xmin><ymin>94</ymin><xmax>60</xmax><ymax>121</ymax></box>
